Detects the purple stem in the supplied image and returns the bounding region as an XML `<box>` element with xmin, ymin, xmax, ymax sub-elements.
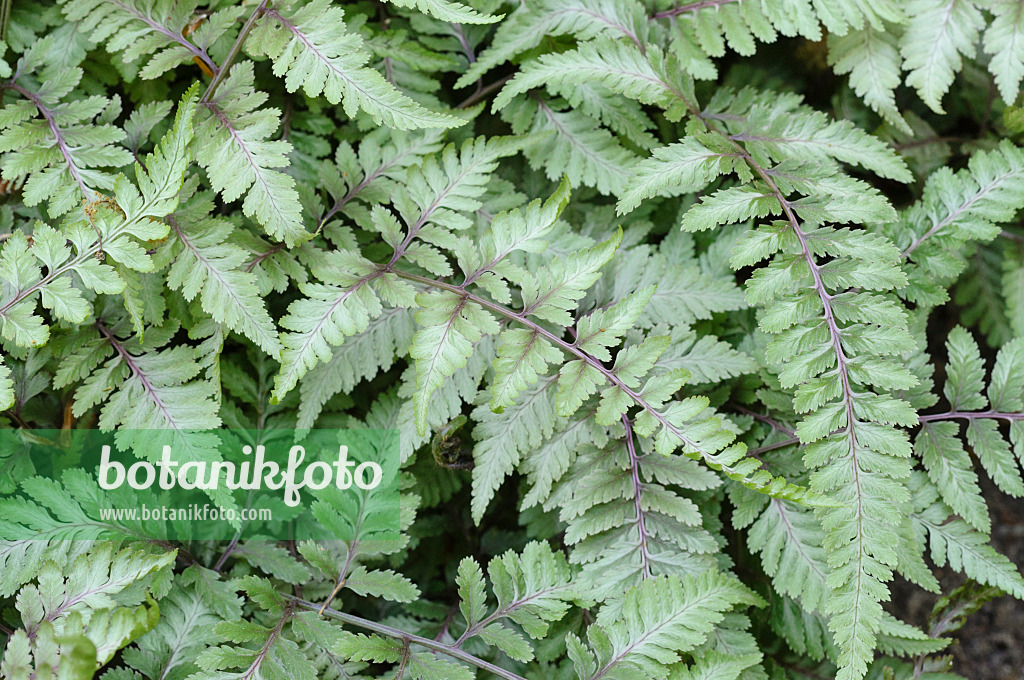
<box><xmin>452</xmin><ymin>579</ymin><xmax>576</xmax><ymax>648</ymax></box>
<box><xmin>201</xmin><ymin>0</ymin><xmax>267</xmax><ymax>103</ymax></box>
<box><xmin>290</xmin><ymin>596</ymin><xmax>528</xmax><ymax>680</ymax></box>
<box><xmin>5</xmin><ymin>82</ymin><xmax>94</xmax><ymax>201</ymax></box>
<box><xmin>919</xmin><ymin>410</ymin><xmax>1024</xmax><ymax>422</ymax></box>
<box><xmin>320</xmin><ymin>141</ymin><xmax>430</xmax><ymax>226</ymax></box>
<box><xmin>96</xmin><ymin>322</ymin><xmax>180</xmax><ymax>428</ymax></box>
<box><xmin>651</xmin><ymin>85</ymin><xmax>874</xmax><ymax>558</ymax></box>
<box><xmin>451</xmin><ymin>23</ymin><xmax>476</xmax><ymax>64</ymax></box>
<box><xmin>388</xmin><ymin>268</ymin><xmax>734</xmax><ymax>468</ymax></box>
<box><xmin>652</xmin><ymin>0</ymin><xmax>740</xmax><ymax>19</ymax></box>
<box><xmin>623</xmin><ymin>415</ymin><xmax>653</xmax><ymax>578</ymax></box>
<box><xmin>456</xmin><ymin>74</ymin><xmax>513</xmax><ymax>109</ymax></box>
<box><xmin>212</xmin><ymin>536</ymin><xmax>240</xmax><ymax>572</ymax></box>
<box><xmin>239</xmin><ymin>602</ymin><xmax>294</xmax><ymax>678</ymax></box>
<box><xmin>386</xmin><ymin>153</ymin><xmax>494</xmax><ymax>266</ymax></box>
<box><xmin>747</xmin><ymin>436</ymin><xmax>801</xmax><ymax>458</ymax></box>
<box><xmin>107</xmin><ymin>0</ymin><xmax>218</xmax><ymax>74</ymax></box>
<box><xmin>724</xmin><ymin>137</ymin><xmax>866</xmax><ymax>513</ymax></box>
<box><xmin>245</xmin><ymin>243</ymin><xmax>286</xmax><ymax>273</ymax></box>
<box><xmin>0</xmin><ymin>190</ymin><xmax>165</xmax><ymax>319</ymax></box>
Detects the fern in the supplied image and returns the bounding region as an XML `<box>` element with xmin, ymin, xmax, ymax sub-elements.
<box><xmin>121</xmin><ymin>584</ymin><xmax>224</xmax><ymax>680</ymax></box>
<box><xmin>60</xmin><ymin>0</ymin><xmax>235</xmax><ymax>80</ymax></box>
<box><xmin>0</xmin><ymin>35</ymin><xmax>133</xmax><ymax>216</ymax></box>
<box><xmin>195</xmin><ymin>62</ymin><xmax>307</xmax><ymax>248</ymax></box>
<box><xmin>383</xmin><ymin>0</ymin><xmax>503</xmax><ymax>26</ymax></box>
<box><xmin>273</xmin><ymin>135</ymin><xmax>522</xmax><ymax>399</ymax></box>
<box><xmin>1</xmin><ymin>543</ymin><xmax>171</xmax><ymax>674</ymax></box>
<box><xmin>3</xmin><ymin>4</ymin><xmax>1024</xmax><ymax>680</ymax></box>
<box><xmin>550</xmin><ymin>416</ymin><xmax>722</xmax><ymax>598</ymax></box>
<box><xmin>0</xmin><ymin>86</ymin><xmax>197</xmax><ymax>348</ymax></box>
<box><xmin>566</xmin><ymin>572</ymin><xmax>762</xmax><ymax>680</ymax></box>
<box><xmin>456</xmin><ymin>0</ymin><xmax>649</xmax><ymax>89</ymax></box>
<box><xmin>162</xmin><ymin>182</ymin><xmax>282</xmax><ymax>359</ymax></box>
<box><xmin>453</xmin><ymin>542</ymin><xmax>580</xmax><ymax>658</ymax></box>
<box><xmin>248</xmin><ymin>0</ymin><xmax>463</xmax><ymax>131</ymax></box>
<box><xmin>0</xmin><ymin>355</ymin><xmax>12</xmax><ymax>410</ymax></box>
<box><xmin>533</xmin><ymin>50</ymin><xmax>933</xmax><ymax>678</ymax></box>
<box><xmin>918</xmin><ymin>328</ymin><xmax>1024</xmax><ymax>513</ymax></box>
<box><xmin>984</xmin><ymin>0</ymin><xmax>1024</xmax><ymax>104</ymax></box>
<box><xmin>504</xmin><ymin>98</ymin><xmax>639</xmax><ymax>196</ymax></box>
<box><xmin>902</xmin><ymin>0</ymin><xmax>985</xmax><ymax>114</ymax></box>
<box><xmin>910</xmin><ymin>473</ymin><xmax>1024</xmax><ymax>599</ymax></box>
<box><xmin>827</xmin><ymin>24</ymin><xmax>907</xmax><ymax>131</ymax></box>
<box><xmin>890</xmin><ymin>141</ymin><xmax>1024</xmax><ymax>306</ymax></box>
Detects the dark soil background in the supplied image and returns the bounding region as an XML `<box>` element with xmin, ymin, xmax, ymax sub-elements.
<box><xmin>890</xmin><ymin>478</ymin><xmax>1024</xmax><ymax>679</ymax></box>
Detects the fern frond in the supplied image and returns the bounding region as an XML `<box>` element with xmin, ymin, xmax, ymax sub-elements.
<box><xmin>494</xmin><ymin>40</ymin><xmax>690</xmax><ymax>118</ymax></box>
<box><xmin>15</xmin><ymin>544</ymin><xmax>171</xmax><ymax>636</ymax></box>
<box><xmin>733</xmin><ymin>107</ymin><xmax>913</xmax><ymax>182</ymax></box>
<box><xmin>122</xmin><ymin>584</ymin><xmax>223</xmax><ymax>680</ymax></box>
<box><xmin>611</xmin><ymin>85</ymin><xmax>917</xmax><ymax>680</ymax></box>
<box><xmin>1</xmin><ymin>621</ymin><xmax>96</xmax><ymax>678</ymax></box>
<box><xmin>828</xmin><ymin>25</ymin><xmax>907</xmax><ymax>131</ymax></box>
<box><xmin>90</xmin><ymin>319</ymin><xmax>221</xmax><ymax>432</ymax></box>
<box><xmin>410</xmin><ymin>287</ymin><xmax>499</xmax><ymax>433</ymax></box>
<box><xmin>0</xmin><ymin>354</ymin><xmax>12</xmax><ymax>410</ymax></box>
<box><xmin>274</xmin><ymin>136</ymin><xmax>521</xmax><ymax>401</ymax></box>
<box><xmin>748</xmin><ymin>499</ymin><xmax>830</xmax><ymax>613</ymax></box>
<box><xmin>296</xmin><ymin>306</ymin><xmax>414</xmax><ymax>429</ymax></box>
<box><xmin>195</xmin><ymin>62</ymin><xmax>307</xmax><ymax>247</ymax></box>
<box><xmin>382</xmin><ymin>0</ymin><xmax>502</xmax><ymax>25</ymax></box>
<box><xmin>748</xmin><ymin>213</ymin><xmax>916</xmax><ymax>680</ymax></box>
<box><xmin>567</xmin><ymin>572</ymin><xmax>762</xmax><ymax>680</ymax></box>
<box><xmin>983</xmin><ymin>0</ymin><xmax>1024</xmax><ymax>104</ymax></box>
<box><xmin>59</xmin><ymin>0</ymin><xmax>232</xmax><ymax>79</ymax></box>
<box><xmin>390</xmin><ymin>135</ymin><xmax>526</xmax><ymax>260</ymax></box>
<box><xmin>162</xmin><ymin>184</ymin><xmax>282</xmax><ymax>359</ymax></box>
<box><xmin>915</xmin><ymin>421</ymin><xmax>989</xmax><ymax>533</ymax></box>
<box><xmin>913</xmin><ymin>496</ymin><xmax>1024</xmax><ymax>599</ymax></box>
<box><xmin>0</xmin><ymin>470</ymin><xmax>148</xmax><ymax>597</ymax></box>
<box><xmin>657</xmin><ymin>0</ymin><xmax>902</xmax><ymax>77</ymax></box>
<box><xmin>52</xmin><ymin>314</ymin><xmax>231</xmax><ymax>503</ymax></box>
<box><xmin>465</xmin><ymin>281</ymin><xmax>806</xmax><ymax>524</ymax></box>
<box><xmin>954</xmin><ymin>244</ymin><xmax>1017</xmax><ymax>345</ymax></box>
<box><xmin>505</xmin><ymin>99</ymin><xmax>639</xmax><ymax>196</ymax></box>
<box><xmin>471</xmin><ymin>378</ymin><xmax>565</xmax><ymax>520</ymax></box>
<box><xmin>0</xmin><ymin>86</ymin><xmax>198</xmax><ymax>348</ymax></box>
<box><xmin>0</xmin><ymin>36</ymin><xmax>133</xmax><ymax>215</ymax></box>
<box><xmin>250</xmin><ymin>0</ymin><xmax>462</xmax><ymax>130</ymax></box>
<box><xmin>273</xmin><ymin>260</ymin><xmax>387</xmax><ymax>402</ymax></box>
<box><xmin>917</xmin><ymin>330</ymin><xmax>1024</xmax><ymax>502</ymax></box>
<box><xmin>4</xmin><ymin>544</ymin><xmax>169</xmax><ymax>672</ymax></box>
<box><xmin>551</xmin><ymin>416</ymin><xmax>721</xmax><ymax>597</ymax></box>
<box><xmin>894</xmin><ymin>141</ymin><xmax>1024</xmax><ymax>306</ymax></box>
<box><xmin>453</xmin><ymin>541</ymin><xmax>580</xmax><ymax>660</ymax></box>
<box><xmin>651</xmin><ymin>326</ymin><xmax>758</xmax><ymax>384</ymax></box>
<box><xmin>1005</xmin><ymin>246</ymin><xmax>1024</xmax><ymax>337</ymax></box>
<box><xmin>617</xmin><ymin>134</ymin><xmax>744</xmax><ymax>214</ymax></box>
<box><xmin>318</xmin><ymin>128</ymin><xmax>446</xmax><ymax>225</ymax></box>
<box><xmin>456</xmin><ymin>0</ymin><xmax>648</xmax><ymax>89</ymax></box>
<box><xmin>901</xmin><ymin>0</ymin><xmax>985</xmax><ymax>113</ymax></box>
<box><xmin>193</xmin><ymin>577</ymin><xmax>318</xmax><ymax>680</ymax></box>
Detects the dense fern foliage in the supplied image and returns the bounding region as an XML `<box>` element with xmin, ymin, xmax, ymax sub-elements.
<box><xmin>1</xmin><ymin>0</ymin><xmax>1024</xmax><ymax>678</ymax></box>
